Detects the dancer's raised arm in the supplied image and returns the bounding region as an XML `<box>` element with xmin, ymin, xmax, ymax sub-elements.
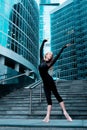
<box><xmin>48</xmin><ymin>43</ymin><xmax>71</xmax><ymax>68</ymax></box>
<box><xmin>40</xmin><ymin>39</ymin><xmax>48</xmax><ymax>62</ymax></box>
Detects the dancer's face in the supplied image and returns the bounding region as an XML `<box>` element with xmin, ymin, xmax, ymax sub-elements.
<box><xmin>44</xmin><ymin>52</ymin><xmax>53</xmax><ymax>62</ymax></box>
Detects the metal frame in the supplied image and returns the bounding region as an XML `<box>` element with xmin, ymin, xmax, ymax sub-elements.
<box><xmin>27</xmin><ymin>80</ymin><xmax>42</xmax><ymax>114</ymax></box>
<box><xmin>0</xmin><ymin>70</ymin><xmax>34</xmax><ymax>83</ymax></box>
<box><xmin>40</xmin><ymin>3</ymin><xmax>60</xmax><ymax>6</ymax></box>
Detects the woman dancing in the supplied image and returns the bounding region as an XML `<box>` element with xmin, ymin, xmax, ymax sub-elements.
<box><xmin>39</xmin><ymin>39</ymin><xmax>72</xmax><ymax>122</ymax></box>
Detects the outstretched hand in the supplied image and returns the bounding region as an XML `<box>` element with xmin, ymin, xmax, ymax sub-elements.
<box><xmin>65</xmin><ymin>43</ymin><xmax>72</xmax><ymax>47</ymax></box>
<box><xmin>43</xmin><ymin>39</ymin><xmax>48</xmax><ymax>43</ymax></box>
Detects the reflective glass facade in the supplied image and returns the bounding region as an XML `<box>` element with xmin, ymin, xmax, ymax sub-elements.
<box><xmin>74</xmin><ymin>0</ymin><xmax>87</xmax><ymax>79</ymax></box>
<box><xmin>39</xmin><ymin>0</ymin><xmax>44</xmax><ymax>44</ymax></box>
<box><xmin>39</xmin><ymin>0</ymin><xmax>51</xmax><ymax>44</ymax></box>
<box><xmin>51</xmin><ymin>0</ymin><xmax>87</xmax><ymax>80</ymax></box>
<box><xmin>39</xmin><ymin>0</ymin><xmax>58</xmax><ymax>53</ymax></box>
<box><xmin>0</xmin><ymin>0</ymin><xmax>39</xmax><ymax>70</ymax></box>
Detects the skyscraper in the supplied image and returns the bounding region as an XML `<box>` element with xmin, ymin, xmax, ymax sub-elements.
<box><xmin>51</xmin><ymin>0</ymin><xmax>87</xmax><ymax>80</ymax></box>
<box><xmin>73</xmin><ymin>0</ymin><xmax>87</xmax><ymax>79</ymax></box>
<box><xmin>0</xmin><ymin>0</ymin><xmax>39</xmax><ymax>84</ymax></box>
<box><xmin>39</xmin><ymin>0</ymin><xmax>50</xmax><ymax>44</ymax></box>
<box><xmin>39</xmin><ymin>0</ymin><xmax>59</xmax><ymax>53</ymax></box>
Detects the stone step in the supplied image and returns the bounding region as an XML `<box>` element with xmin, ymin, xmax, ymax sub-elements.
<box><xmin>2</xmin><ymin>93</ymin><xmax>87</xmax><ymax>98</ymax></box>
<box><xmin>0</xmin><ymin>109</ymin><xmax>87</xmax><ymax>116</ymax></box>
<box><xmin>32</xmin><ymin>106</ymin><xmax>87</xmax><ymax>110</ymax></box>
<box><xmin>0</xmin><ymin>98</ymin><xmax>86</xmax><ymax>104</ymax></box>
<box><xmin>3</xmin><ymin>92</ymin><xmax>87</xmax><ymax>96</ymax></box>
<box><xmin>0</xmin><ymin>103</ymin><xmax>87</xmax><ymax>109</ymax></box>
<box><xmin>1</xmin><ymin>93</ymin><xmax>87</xmax><ymax>98</ymax></box>
<box><xmin>0</xmin><ymin>106</ymin><xmax>87</xmax><ymax>112</ymax></box>
<box><xmin>2</xmin><ymin>96</ymin><xmax>86</xmax><ymax>101</ymax></box>
<box><xmin>0</xmin><ymin>119</ymin><xmax>86</xmax><ymax>130</ymax></box>
<box><xmin>1</xmin><ymin>98</ymin><xmax>86</xmax><ymax>102</ymax></box>
<box><xmin>0</xmin><ymin>115</ymin><xmax>28</xmax><ymax>119</ymax></box>
<box><xmin>0</xmin><ymin>80</ymin><xmax>86</xmax><ymax>120</ymax></box>
<box><xmin>2</xmin><ymin>93</ymin><xmax>87</xmax><ymax>97</ymax></box>
<box><xmin>0</xmin><ymin>101</ymin><xmax>86</xmax><ymax>107</ymax></box>
<box><xmin>38</xmin><ymin>103</ymin><xmax>87</xmax><ymax>107</ymax></box>
<box><xmin>30</xmin><ymin>111</ymin><xmax>87</xmax><ymax>116</ymax></box>
<box><xmin>4</xmin><ymin>92</ymin><xmax>87</xmax><ymax>97</ymax></box>
<box><xmin>5</xmin><ymin>91</ymin><xmax>87</xmax><ymax>96</ymax></box>
<box><xmin>0</xmin><ymin>114</ymin><xmax>86</xmax><ymax>120</ymax></box>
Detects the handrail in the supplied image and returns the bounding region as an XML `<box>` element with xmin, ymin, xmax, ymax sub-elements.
<box><xmin>0</xmin><ymin>73</ymin><xmax>26</xmax><ymax>83</ymax></box>
<box><xmin>29</xmin><ymin>80</ymin><xmax>42</xmax><ymax>89</ymax></box>
<box><xmin>0</xmin><ymin>70</ymin><xmax>33</xmax><ymax>83</ymax></box>
<box><xmin>50</xmin><ymin>68</ymin><xmax>61</xmax><ymax>80</ymax></box>
<box><xmin>27</xmin><ymin>79</ymin><xmax>43</xmax><ymax>114</ymax></box>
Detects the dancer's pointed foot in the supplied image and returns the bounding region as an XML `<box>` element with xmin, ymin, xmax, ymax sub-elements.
<box><xmin>43</xmin><ymin>116</ymin><xmax>50</xmax><ymax>123</ymax></box>
<box><xmin>64</xmin><ymin>111</ymin><xmax>72</xmax><ymax>122</ymax></box>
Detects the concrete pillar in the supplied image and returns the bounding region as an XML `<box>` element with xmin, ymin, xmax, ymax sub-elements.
<box><xmin>15</xmin><ymin>63</ymin><xmax>19</xmax><ymax>72</ymax></box>
<box><xmin>0</xmin><ymin>56</ymin><xmax>5</xmax><ymax>65</ymax></box>
<box><xmin>25</xmin><ymin>70</ymin><xmax>30</xmax><ymax>76</ymax></box>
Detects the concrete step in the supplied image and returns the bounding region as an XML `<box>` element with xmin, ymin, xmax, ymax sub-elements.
<box><xmin>1</xmin><ymin>93</ymin><xmax>87</xmax><ymax>98</ymax></box>
<box><xmin>0</xmin><ymin>98</ymin><xmax>86</xmax><ymax>103</ymax></box>
<box><xmin>0</xmin><ymin>80</ymin><xmax>87</xmax><ymax>120</ymax></box>
<box><xmin>0</xmin><ymin>119</ymin><xmax>86</xmax><ymax>130</ymax></box>
<box><xmin>4</xmin><ymin>92</ymin><xmax>87</xmax><ymax>99</ymax></box>
<box><xmin>31</xmin><ymin>110</ymin><xmax>87</xmax><ymax>115</ymax></box>
<box><xmin>0</xmin><ymin>105</ymin><xmax>87</xmax><ymax>112</ymax></box>
<box><xmin>0</xmin><ymin>110</ymin><xmax>87</xmax><ymax>116</ymax></box>
<box><xmin>0</xmin><ymin>103</ymin><xmax>87</xmax><ymax>110</ymax></box>
<box><xmin>0</xmin><ymin>114</ymin><xmax>86</xmax><ymax>120</ymax></box>
<box><xmin>0</xmin><ymin>106</ymin><xmax>87</xmax><ymax>111</ymax></box>
<box><xmin>32</xmin><ymin>107</ymin><xmax>87</xmax><ymax>111</ymax></box>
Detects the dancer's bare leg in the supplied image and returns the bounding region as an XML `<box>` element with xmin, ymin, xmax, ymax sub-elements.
<box><xmin>43</xmin><ymin>105</ymin><xmax>52</xmax><ymax>122</ymax></box>
<box><xmin>60</xmin><ymin>101</ymin><xmax>72</xmax><ymax>121</ymax></box>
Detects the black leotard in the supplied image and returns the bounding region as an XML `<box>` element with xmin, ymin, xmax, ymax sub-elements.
<box><xmin>39</xmin><ymin>40</ymin><xmax>66</xmax><ymax>105</ymax></box>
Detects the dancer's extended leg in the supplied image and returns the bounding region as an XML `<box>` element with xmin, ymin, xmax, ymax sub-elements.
<box><xmin>60</xmin><ymin>101</ymin><xmax>72</xmax><ymax>121</ymax></box>
<box><xmin>43</xmin><ymin>105</ymin><xmax>52</xmax><ymax>122</ymax></box>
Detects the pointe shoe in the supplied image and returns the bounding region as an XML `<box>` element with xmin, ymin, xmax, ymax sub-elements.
<box><xmin>64</xmin><ymin>111</ymin><xmax>72</xmax><ymax>122</ymax></box>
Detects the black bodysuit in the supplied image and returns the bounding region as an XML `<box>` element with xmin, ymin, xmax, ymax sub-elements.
<box><xmin>39</xmin><ymin>41</ymin><xmax>66</xmax><ymax>105</ymax></box>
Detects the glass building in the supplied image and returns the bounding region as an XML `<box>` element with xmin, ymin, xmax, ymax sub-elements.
<box><xmin>0</xmin><ymin>0</ymin><xmax>39</xmax><ymax>84</ymax></box>
<box><xmin>39</xmin><ymin>0</ymin><xmax>59</xmax><ymax>54</ymax></box>
<box><xmin>74</xmin><ymin>0</ymin><xmax>87</xmax><ymax>79</ymax></box>
<box><xmin>39</xmin><ymin>0</ymin><xmax>44</xmax><ymax>44</ymax></box>
<box><xmin>51</xmin><ymin>0</ymin><xmax>87</xmax><ymax>80</ymax></box>
<box><xmin>39</xmin><ymin>0</ymin><xmax>51</xmax><ymax>45</ymax></box>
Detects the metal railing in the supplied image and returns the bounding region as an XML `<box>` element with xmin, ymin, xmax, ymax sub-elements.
<box><xmin>27</xmin><ymin>80</ymin><xmax>43</xmax><ymax>114</ymax></box>
<box><xmin>53</xmin><ymin>69</ymin><xmax>61</xmax><ymax>77</ymax></box>
<box><xmin>0</xmin><ymin>73</ymin><xmax>26</xmax><ymax>83</ymax></box>
<box><xmin>0</xmin><ymin>70</ymin><xmax>33</xmax><ymax>84</ymax></box>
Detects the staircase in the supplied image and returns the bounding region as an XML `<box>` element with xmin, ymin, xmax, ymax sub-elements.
<box><xmin>32</xmin><ymin>80</ymin><xmax>87</xmax><ymax>120</ymax></box>
<box><xmin>0</xmin><ymin>80</ymin><xmax>87</xmax><ymax>129</ymax></box>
